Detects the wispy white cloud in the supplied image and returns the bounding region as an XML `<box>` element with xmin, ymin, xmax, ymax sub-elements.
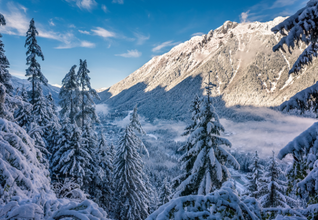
<box><xmin>80</xmin><ymin>40</ymin><xmax>95</xmax><ymax>48</ymax></box>
<box><xmin>134</xmin><ymin>32</ymin><xmax>150</xmax><ymax>45</ymax></box>
<box><xmin>112</xmin><ymin>0</ymin><xmax>124</xmax><ymax>4</ymax></box>
<box><xmin>191</xmin><ymin>32</ymin><xmax>205</xmax><ymax>37</ymax></box>
<box><xmin>49</xmin><ymin>19</ymin><xmax>55</xmax><ymax>26</ymax></box>
<box><xmin>271</xmin><ymin>0</ymin><xmax>298</xmax><ymax>8</ymax></box>
<box><xmin>69</xmin><ymin>24</ymin><xmax>76</xmax><ymax>28</ymax></box>
<box><xmin>101</xmin><ymin>4</ymin><xmax>108</xmax><ymax>13</ymax></box>
<box><xmin>0</xmin><ymin>2</ymin><xmax>29</xmax><ymax>36</ymax></box>
<box><xmin>91</xmin><ymin>27</ymin><xmax>116</xmax><ymax>38</ymax></box>
<box><xmin>240</xmin><ymin>10</ymin><xmax>250</xmax><ymax>23</ymax></box>
<box><xmin>152</xmin><ymin>41</ymin><xmax>179</xmax><ymax>52</ymax></box>
<box><xmin>65</xmin><ymin>0</ymin><xmax>97</xmax><ymax>11</ymax></box>
<box><xmin>78</xmin><ymin>30</ymin><xmax>90</xmax><ymax>34</ymax></box>
<box><xmin>115</xmin><ymin>49</ymin><xmax>141</xmax><ymax>58</ymax></box>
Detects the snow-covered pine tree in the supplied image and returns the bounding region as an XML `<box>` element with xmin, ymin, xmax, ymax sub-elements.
<box><xmin>148</xmin><ymin>181</ymin><xmax>261</xmax><ymax>220</ymax></box>
<box><xmin>21</xmin><ymin>84</ymin><xmax>29</xmax><ymax>102</ymax></box>
<box><xmin>76</xmin><ymin>59</ymin><xmax>100</xmax><ymax>129</ymax></box>
<box><xmin>25</xmin><ymin>18</ymin><xmax>48</xmax><ymax>105</ymax></box>
<box><xmin>245</xmin><ymin>151</ymin><xmax>264</xmax><ymax>198</ymax></box>
<box><xmin>159</xmin><ymin>178</ymin><xmax>172</xmax><ymax>207</ymax></box>
<box><xmin>92</xmin><ymin>131</ymin><xmax>114</xmax><ymax>212</ymax></box>
<box><xmin>272</xmin><ymin>0</ymin><xmax>318</xmax><ymax>75</ymax></box>
<box><xmin>51</xmin><ymin>118</ymin><xmax>93</xmax><ymax>186</ymax></box>
<box><xmin>31</xmin><ymin>83</ymin><xmax>60</xmax><ymax>151</ymax></box>
<box><xmin>59</xmin><ymin>65</ymin><xmax>80</xmax><ymax>124</ymax></box>
<box><xmin>0</xmin><ymin>82</ymin><xmax>50</xmax><ymax>203</ymax></box>
<box><xmin>129</xmin><ymin>105</ymin><xmax>148</xmax><ymax>156</ymax></box>
<box><xmin>114</xmin><ymin>125</ymin><xmax>149</xmax><ymax>220</ymax></box>
<box><xmin>14</xmin><ymin>98</ymin><xmax>32</xmax><ymax>129</ymax></box>
<box><xmin>255</xmin><ymin>152</ymin><xmax>296</xmax><ymax>208</ymax></box>
<box><xmin>183</xmin><ymin>94</ymin><xmax>202</xmax><ymax>136</ymax></box>
<box><xmin>173</xmin><ymin>80</ymin><xmax>239</xmax><ymax>198</ymax></box>
<box><xmin>0</xmin><ymin>15</ymin><xmax>12</xmax><ymax>95</ymax></box>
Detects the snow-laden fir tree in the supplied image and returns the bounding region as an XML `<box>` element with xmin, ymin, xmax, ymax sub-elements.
<box><xmin>245</xmin><ymin>151</ymin><xmax>264</xmax><ymax>198</ymax></box>
<box><xmin>51</xmin><ymin>118</ymin><xmax>93</xmax><ymax>186</ymax></box>
<box><xmin>255</xmin><ymin>152</ymin><xmax>296</xmax><ymax>208</ymax></box>
<box><xmin>114</xmin><ymin>125</ymin><xmax>149</xmax><ymax>220</ymax></box>
<box><xmin>129</xmin><ymin>104</ymin><xmax>148</xmax><ymax>156</ymax></box>
<box><xmin>20</xmin><ymin>84</ymin><xmax>29</xmax><ymax>102</ymax></box>
<box><xmin>159</xmin><ymin>178</ymin><xmax>172</xmax><ymax>207</ymax></box>
<box><xmin>183</xmin><ymin>94</ymin><xmax>202</xmax><ymax>136</ymax></box>
<box><xmin>0</xmin><ymin>15</ymin><xmax>12</xmax><ymax>95</ymax></box>
<box><xmin>25</xmin><ymin>18</ymin><xmax>48</xmax><ymax>105</ymax></box>
<box><xmin>32</xmin><ymin>84</ymin><xmax>59</xmax><ymax>134</ymax></box>
<box><xmin>92</xmin><ymin>131</ymin><xmax>114</xmax><ymax>213</ymax></box>
<box><xmin>59</xmin><ymin>65</ymin><xmax>80</xmax><ymax>124</ymax></box>
<box><xmin>0</xmin><ymin>82</ymin><xmax>50</xmax><ymax>203</ymax></box>
<box><xmin>271</xmin><ymin>0</ymin><xmax>318</xmax><ymax>74</ymax></box>
<box><xmin>173</xmin><ymin>80</ymin><xmax>239</xmax><ymax>198</ymax></box>
<box><xmin>147</xmin><ymin>181</ymin><xmax>261</xmax><ymax>220</ymax></box>
<box><xmin>76</xmin><ymin>59</ymin><xmax>100</xmax><ymax>128</ymax></box>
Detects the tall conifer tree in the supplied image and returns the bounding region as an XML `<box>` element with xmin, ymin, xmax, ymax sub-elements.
<box><xmin>25</xmin><ymin>18</ymin><xmax>48</xmax><ymax>105</ymax></box>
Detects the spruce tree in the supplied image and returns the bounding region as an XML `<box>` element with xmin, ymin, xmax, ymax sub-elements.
<box><xmin>183</xmin><ymin>94</ymin><xmax>202</xmax><ymax>136</ymax></box>
<box><xmin>0</xmin><ymin>15</ymin><xmax>12</xmax><ymax>95</ymax></box>
<box><xmin>59</xmin><ymin>65</ymin><xmax>80</xmax><ymax>124</ymax></box>
<box><xmin>114</xmin><ymin>125</ymin><xmax>149</xmax><ymax>220</ymax></box>
<box><xmin>51</xmin><ymin>118</ymin><xmax>93</xmax><ymax>186</ymax></box>
<box><xmin>25</xmin><ymin>18</ymin><xmax>48</xmax><ymax>105</ymax></box>
<box><xmin>93</xmin><ymin>131</ymin><xmax>114</xmax><ymax>212</ymax></box>
<box><xmin>129</xmin><ymin>105</ymin><xmax>148</xmax><ymax>156</ymax></box>
<box><xmin>245</xmin><ymin>151</ymin><xmax>264</xmax><ymax>198</ymax></box>
<box><xmin>159</xmin><ymin>178</ymin><xmax>172</xmax><ymax>206</ymax></box>
<box><xmin>173</xmin><ymin>80</ymin><xmax>239</xmax><ymax>198</ymax></box>
<box><xmin>76</xmin><ymin>59</ymin><xmax>100</xmax><ymax>128</ymax></box>
<box><xmin>255</xmin><ymin>152</ymin><xmax>295</xmax><ymax>208</ymax></box>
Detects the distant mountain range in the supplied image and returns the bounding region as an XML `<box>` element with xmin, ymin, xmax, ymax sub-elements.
<box><xmin>97</xmin><ymin>16</ymin><xmax>318</xmax><ymax>120</ymax></box>
<box><xmin>11</xmin><ymin>76</ymin><xmax>60</xmax><ymax>104</ymax></box>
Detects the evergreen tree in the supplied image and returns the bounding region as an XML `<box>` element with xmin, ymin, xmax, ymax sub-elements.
<box><xmin>183</xmin><ymin>94</ymin><xmax>202</xmax><ymax>136</ymax></box>
<box><xmin>159</xmin><ymin>178</ymin><xmax>172</xmax><ymax>206</ymax></box>
<box><xmin>245</xmin><ymin>151</ymin><xmax>264</xmax><ymax>198</ymax></box>
<box><xmin>51</xmin><ymin>118</ymin><xmax>93</xmax><ymax>186</ymax></box>
<box><xmin>173</xmin><ymin>82</ymin><xmax>239</xmax><ymax>198</ymax></box>
<box><xmin>21</xmin><ymin>84</ymin><xmax>29</xmax><ymax>102</ymax></box>
<box><xmin>31</xmin><ymin>84</ymin><xmax>60</xmax><ymax>146</ymax></box>
<box><xmin>0</xmin><ymin>15</ymin><xmax>12</xmax><ymax>95</ymax></box>
<box><xmin>14</xmin><ymin>98</ymin><xmax>32</xmax><ymax>129</ymax></box>
<box><xmin>59</xmin><ymin>65</ymin><xmax>80</xmax><ymax>124</ymax></box>
<box><xmin>25</xmin><ymin>18</ymin><xmax>48</xmax><ymax>105</ymax></box>
<box><xmin>76</xmin><ymin>59</ymin><xmax>100</xmax><ymax>128</ymax></box>
<box><xmin>129</xmin><ymin>105</ymin><xmax>148</xmax><ymax>156</ymax></box>
<box><xmin>114</xmin><ymin>125</ymin><xmax>149</xmax><ymax>220</ymax></box>
<box><xmin>93</xmin><ymin>131</ymin><xmax>114</xmax><ymax>212</ymax></box>
<box><xmin>255</xmin><ymin>152</ymin><xmax>295</xmax><ymax>208</ymax></box>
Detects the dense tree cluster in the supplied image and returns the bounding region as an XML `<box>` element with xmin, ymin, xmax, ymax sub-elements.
<box><xmin>3</xmin><ymin>0</ymin><xmax>318</xmax><ymax>219</ymax></box>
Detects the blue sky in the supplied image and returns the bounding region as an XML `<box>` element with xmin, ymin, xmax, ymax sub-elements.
<box><xmin>0</xmin><ymin>0</ymin><xmax>307</xmax><ymax>89</ymax></box>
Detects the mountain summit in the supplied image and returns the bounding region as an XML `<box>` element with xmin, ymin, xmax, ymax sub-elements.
<box><xmin>99</xmin><ymin>17</ymin><xmax>318</xmax><ymax>119</ymax></box>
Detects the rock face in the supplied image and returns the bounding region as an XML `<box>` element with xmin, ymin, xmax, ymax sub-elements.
<box><xmin>99</xmin><ymin>17</ymin><xmax>318</xmax><ymax>120</ymax></box>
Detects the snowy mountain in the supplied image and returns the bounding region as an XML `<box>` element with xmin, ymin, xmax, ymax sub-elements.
<box><xmin>98</xmin><ymin>16</ymin><xmax>318</xmax><ymax>120</ymax></box>
<box><xmin>11</xmin><ymin>76</ymin><xmax>60</xmax><ymax>103</ymax></box>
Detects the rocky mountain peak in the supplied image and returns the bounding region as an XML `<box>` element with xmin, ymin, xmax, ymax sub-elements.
<box><xmin>98</xmin><ymin>16</ymin><xmax>318</xmax><ymax>120</ymax></box>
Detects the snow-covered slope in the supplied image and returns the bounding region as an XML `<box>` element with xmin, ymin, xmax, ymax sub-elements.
<box><xmin>99</xmin><ymin>17</ymin><xmax>318</xmax><ymax>120</ymax></box>
<box><xmin>11</xmin><ymin>76</ymin><xmax>60</xmax><ymax>103</ymax></box>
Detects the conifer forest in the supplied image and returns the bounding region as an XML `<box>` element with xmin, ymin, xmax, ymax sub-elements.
<box><xmin>3</xmin><ymin>1</ymin><xmax>318</xmax><ymax>219</ymax></box>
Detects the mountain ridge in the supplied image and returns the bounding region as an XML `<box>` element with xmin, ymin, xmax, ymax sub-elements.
<box><xmin>97</xmin><ymin>16</ymin><xmax>318</xmax><ymax>120</ymax></box>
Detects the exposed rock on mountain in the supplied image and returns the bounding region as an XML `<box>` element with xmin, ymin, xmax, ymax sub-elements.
<box><xmin>99</xmin><ymin>17</ymin><xmax>318</xmax><ymax>120</ymax></box>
